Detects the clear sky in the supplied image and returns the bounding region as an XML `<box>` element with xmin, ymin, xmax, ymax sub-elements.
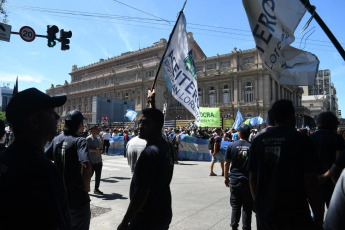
<box><xmin>0</xmin><ymin>0</ymin><xmax>344</xmax><ymax>117</ymax></box>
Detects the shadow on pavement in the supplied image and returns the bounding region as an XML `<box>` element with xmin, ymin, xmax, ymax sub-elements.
<box><xmin>101</xmin><ymin>177</ymin><xmax>131</xmax><ymax>183</ymax></box>
<box><xmin>177</xmin><ymin>162</ymin><xmax>198</xmax><ymax>166</ymax></box>
<box><xmin>90</xmin><ymin>193</ymin><xmax>128</xmax><ymax>201</ymax></box>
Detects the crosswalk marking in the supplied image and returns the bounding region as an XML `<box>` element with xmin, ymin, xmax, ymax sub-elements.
<box><xmin>101</xmin><ymin>157</ymin><xmax>130</xmax><ymax>171</ymax></box>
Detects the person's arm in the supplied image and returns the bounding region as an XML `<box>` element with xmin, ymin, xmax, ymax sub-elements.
<box><xmin>177</xmin><ymin>135</ymin><xmax>183</xmax><ymax>148</ymax></box>
<box><xmin>147</xmin><ymin>89</ymin><xmax>156</xmax><ymax>109</ymax></box>
<box><xmin>249</xmin><ymin>171</ymin><xmax>257</xmax><ymax>201</ymax></box>
<box><xmin>304</xmin><ymin>172</ymin><xmax>324</xmax><ymax>228</ymax></box>
<box><xmin>329</xmin><ymin>164</ymin><xmax>342</xmax><ymax>184</ymax></box>
<box><xmin>224</xmin><ymin>159</ymin><xmax>231</xmax><ymax>187</ymax></box>
<box><xmin>86</xmin><ymin>138</ymin><xmax>102</xmax><ymax>154</ymax></box>
<box><xmin>81</xmin><ymin>162</ymin><xmax>92</xmax><ymax>192</ymax></box>
<box><xmin>118</xmin><ymin>187</ymin><xmax>151</xmax><ymax>230</ymax></box>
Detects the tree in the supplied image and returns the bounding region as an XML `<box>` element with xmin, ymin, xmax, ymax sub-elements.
<box><xmin>0</xmin><ymin>111</ymin><xmax>9</xmax><ymax>126</ymax></box>
<box><xmin>0</xmin><ymin>0</ymin><xmax>8</xmax><ymax>23</ymax></box>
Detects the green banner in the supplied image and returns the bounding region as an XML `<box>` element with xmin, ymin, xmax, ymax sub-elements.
<box><xmin>199</xmin><ymin>107</ymin><xmax>220</xmax><ymax>127</ymax></box>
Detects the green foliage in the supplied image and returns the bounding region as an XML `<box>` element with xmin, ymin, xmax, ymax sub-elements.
<box><xmin>0</xmin><ymin>111</ymin><xmax>8</xmax><ymax>125</ymax></box>
<box><xmin>0</xmin><ymin>0</ymin><xmax>8</xmax><ymax>23</ymax></box>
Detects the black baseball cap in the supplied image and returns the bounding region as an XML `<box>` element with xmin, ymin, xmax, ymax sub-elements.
<box><xmin>238</xmin><ymin>124</ymin><xmax>250</xmax><ymax>137</ymax></box>
<box><xmin>6</xmin><ymin>88</ymin><xmax>67</xmax><ymax>125</ymax></box>
<box><xmin>65</xmin><ymin>109</ymin><xmax>87</xmax><ymax>124</ymax></box>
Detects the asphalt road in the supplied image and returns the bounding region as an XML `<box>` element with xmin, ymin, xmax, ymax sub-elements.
<box><xmin>89</xmin><ymin>155</ymin><xmax>257</xmax><ymax>230</ymax></box>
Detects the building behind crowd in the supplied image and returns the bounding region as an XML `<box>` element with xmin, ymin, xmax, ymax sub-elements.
<box><xmin>47</xmin><ymin>33</ymin><xmax>309</xmax><ymax>126</ymax></box>
<box><xmin>302</xmin><ymin>69</ymin><xmax>340</xmax><ymax>119</ymax></box>
<box><xmin>0</xmin><ymin>85</ymin><xmax>13</xmax><ymax>112</ymax></box>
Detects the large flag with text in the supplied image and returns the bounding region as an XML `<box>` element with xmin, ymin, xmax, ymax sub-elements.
<box><xmin>163</xmin><ymin>13</ymin><xmax>201</xmax><ymax>126</ymax></box>
<box><xmin>242</xmin><ymin>0</ymin><xmax>319</xmax><ymax>86</ymax></box>
<box><xmin>232</xmin><ymin>109</ymin><xmax>243</xmax><ymax>130</ymax></box>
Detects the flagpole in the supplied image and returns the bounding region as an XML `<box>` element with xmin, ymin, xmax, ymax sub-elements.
<box><xmin>150</xmin><ymin>0</ymin><xmax>187</xmax><ymax>93</ymax></box>
<box><xmin>300</xmin><ymin>0</ymin><xmax>345</xmax><ymax>61</ymax></box>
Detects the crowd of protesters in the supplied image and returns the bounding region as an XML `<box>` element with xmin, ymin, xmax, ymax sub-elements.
<box><xmin>2</xmin><ymin>87</ymin><xmax>345</xmax><ymax>230</ymax></box>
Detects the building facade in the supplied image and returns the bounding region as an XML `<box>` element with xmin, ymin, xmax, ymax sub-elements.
<box><xmin>0</xmin><ymin>85</ymin><xmax>13</xmax><ymax>112</ymax></box>
<box><xmin>302</xmin><ymin>69</ymin><xmax>339</xmax><ymax>119</ymax></box>
<box><xmin>47</xmin><ymin>33</ymin><xmax>306</xmax><ymax>126</ymax></box>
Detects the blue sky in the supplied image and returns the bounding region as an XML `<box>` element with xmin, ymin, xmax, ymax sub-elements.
<box><xmin>0</xmin><ymin>0</ymin><xmax>344</xmax><ymax>116</ymax></box>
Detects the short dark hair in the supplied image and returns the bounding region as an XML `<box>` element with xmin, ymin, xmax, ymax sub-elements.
<box><xmin>271</xmin><ymin>100</ymin><xmax>295</xmax><ymax>124</ymax></box>
<box><xmin>238</xmin><ymin>124</ymin><xmax>250</xmax><ymax>140</ymax></box>
<box><xmin>266</xmin><ymin>109</ymin><xmax>275</xmax><ymax>126</ymax></box>
<box><xmin>142</xmin><ymin>108</ymin><xmax>164</xmax><ymax>130</ymax></box>
<box><xmin>317</xmin><ymin>111</ymin><xmax>339</xmax><ymax>130</ymax></box>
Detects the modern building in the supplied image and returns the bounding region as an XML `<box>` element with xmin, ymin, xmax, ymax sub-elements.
<box><xmin>47</xmin><ymin>33</ymin><xmax>307</xmax><ymax>126</ymax></box>
<box><xmin>302</xmin><ymin>69</ymin><xmax>339</xmax><ymax>119</ymax></box>
<box><xmin>0</xmin><ymin>85</ymin><xmax>13</xmax><ymax>112</ymax></box>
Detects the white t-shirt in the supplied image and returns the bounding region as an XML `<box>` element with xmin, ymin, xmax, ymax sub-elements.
<box><xmin>126</xmin><ymin>136</ymin><xmax>147</xmax><ymax>174</ymax></box>
<box><xmin>102</xmin><ymin>132</ymin><xmax>111</xmax><ymax>140</ymax></box>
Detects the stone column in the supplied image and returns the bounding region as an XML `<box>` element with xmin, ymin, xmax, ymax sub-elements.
<box><xmin>272</xmin><ymin>78</ymin><xmax>276</xmax><ymax>101</ymax></box>
<box><xmin>238</xmin><ymin>78</ymin><xmax>242</xmax><ymax>102</ymax></box>
<box><xmin>233</xmin><ymin>77</ymin><xmax>238</xmax><ymax>106</ymax></box>
<box><xmin>255</xmin><ymin>78</ymin><xmax>258</xmax><ymax>101</ymax></box>
<box><xmin>263</xmin><ymin>75</ymin><xmax>271</xmax><ymax>105</ymax></box>
<box><xmin>258</xmin><ymin>75</ymin><xmax>264</xmax><ymax>104</ymax></box>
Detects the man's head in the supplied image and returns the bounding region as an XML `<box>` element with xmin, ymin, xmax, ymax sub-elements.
<box><xmin>317</xmin><ymin>111</ymin><xmax>339</xmax><ymax>131</ymax></box>
<box><xmin>266</xmin><ymin>109</ymin><xmax>275</xmax><ymax>127</ymax></box>
<box><xmin>63</xmin><ymin>109</ymin><xmax>86</xmax><ymax>135</ymax></box>
<box><xmin>215</xmin><ymin>127</ymin><xmax>223</xmax><ymax>135</ymax></box>
<box><xmin>271</xmin><ymin>100</ymin><xmax>296</xmax><ymax>128</ymax></box>
<box><xmin>139</xmin><ymin>108</ymin><xmax>164</xmax><ymax>140</ymax></box>
<box><xmin>238</xmin><ymin>124</ymin><xmax>251</xmax><ymax>140</ymax></box>
<box><xmin>6</xmin><ymin>88</ymin><xmax>66</xmax><ymax>139</ymax></box>
<box><xmin>90</xmin><ymin>125</ymin><xmax>100</xmax><ymax>136</ymax></box>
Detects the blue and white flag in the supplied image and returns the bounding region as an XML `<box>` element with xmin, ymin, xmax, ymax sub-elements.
<box><xmin>162</xmin><ymin>13</ymin><xmax>201</xmax><ymax>126</ymax></box>
<box><xmin>242</xmin><ymin>0</ymin><xmax>319</xmax><ymax>86</ymax></box>
<box><xmin>249</xmin><ymin>116</ymin><xmax>259</xmax><ymax>126</ymax></box>
<box><xmin>232</xmin><ymin>109</ymin><xmax>243</xmax><ymax>130</ymax></box>
<box><xmin>258</xmin><ymin>114</ymin><xmax>264</xmax><ymax>125</ymax></box>
<box><xmin>125</xmin><ymin>109</ymin><xmax>137</xmax><ymax>122</ymax></box>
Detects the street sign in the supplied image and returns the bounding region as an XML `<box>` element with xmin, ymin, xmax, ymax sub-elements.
<box><xmin>101</xmin><ymin>114</ymin><xmax>109</xmax><ymax>123</ymax></box>
<box><xmin>0</xmin><ymin>23</ymin><xmax>12</xmax><ymax>42</ymax></box>
<box><xmin>19</xmin><ymin>26</ymin><xmax>36</xmax><ymax>42</ymax></box>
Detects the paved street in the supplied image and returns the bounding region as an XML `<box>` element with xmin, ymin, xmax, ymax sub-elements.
<box><xmin>89</xmin><ymin>155</ymin><xmax>256</xmax><ymax>230</ymax></box>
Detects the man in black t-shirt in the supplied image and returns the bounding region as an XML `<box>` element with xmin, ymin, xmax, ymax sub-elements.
<box><xmin>309</xmin><ymin>111</ymin><xmax>345</xmax><ymax>207</ymax></box>
<box><xmin>224</xmin><ymin>124</ymin><xmax>252</xmax><ymax>230</ymax></box>
<box><xmin>118</xmin><ymin>108</ymin><xmax>174</xmax><ymax>230</ymax></box>
<box><xmin>46</xmin><ymin>109</ymin><xmax>92</xmax><ymax>230</ymax></box>
<box><xmin>248</xmin><ymin>100</ymin><xmax>324</xmax><ymax>230</ymax></box>
<box><xmin>0</xmin><ymin>88</ymin><xmax>70</xmax><ymax>229</ymax></box>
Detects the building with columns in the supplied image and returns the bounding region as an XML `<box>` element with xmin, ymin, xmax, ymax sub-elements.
<box><xmin>47</xmin><ymin>33</ymin><xmax>307</xmax><ymax>126</ymax></box>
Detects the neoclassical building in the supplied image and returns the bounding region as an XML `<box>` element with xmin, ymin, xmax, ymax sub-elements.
<box><xmin>47</xmin><ymin>33</ymin><xmax>307</xmax><ymax>125</ymax></box>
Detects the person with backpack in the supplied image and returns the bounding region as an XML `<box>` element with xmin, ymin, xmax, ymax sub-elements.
<box><xmin>210</xmin><ymin>127</ymin><xmax>225</xmax><ymax>176</ymax></box>
<box><xmin>171</xmin><ymin>129</ymin><xmax>183</xmax><ymax>164</ymax></box>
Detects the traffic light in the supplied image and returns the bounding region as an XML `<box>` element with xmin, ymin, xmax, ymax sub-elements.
<box><xmin>60</xmin><ymin>29</ymin><xmax>72</xmax><ymax>51</ymax></box>
<box><xmin>47</xmin><ymin>25</ymin><xmax>59</xmax><ymax>47</ymax></box>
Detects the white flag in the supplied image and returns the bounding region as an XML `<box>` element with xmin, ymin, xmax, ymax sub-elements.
<box><xmin>242</xmin><ymin>0</ymin><xmax>319</xmax><ymax>86</ymax></box>
<box><xmin>163</xmin><ymin>13</ymin><xmax>201</xmax><ymax>126</ymax></box>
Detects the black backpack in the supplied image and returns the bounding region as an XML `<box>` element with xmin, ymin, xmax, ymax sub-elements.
<box><xmin>170</xmin><ymin>134</ymin><xmax>178</xmax><ymax>147</ymax></box>
<box><xmin>208</xmin><ymin>135</ymin><xmax>215</xmax><ymax>150</ymax></box>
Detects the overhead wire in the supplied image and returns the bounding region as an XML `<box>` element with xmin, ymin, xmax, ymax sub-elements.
<box><xmin>5</xmin><ymin>3</ymin><xmax>344</xmax><ymax>52</ymax></box>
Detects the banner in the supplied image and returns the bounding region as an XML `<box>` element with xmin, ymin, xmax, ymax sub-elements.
<box><xmin>242</xmin><ymin>0</ymin><xmax>319</xmax><ymax>86</ymax></box>
<box><xmin>232</xmin><ymin>109</ymin><xmax>243</xmax><ymax>130</ymax></box>
<box><xmin>199</xmin><ymin>107</ymin><xmax>220</xmax><ymax>127</ymax></box>
<box><xmin>163</xmin><ymin>13</ymin><xmax>201</xmax><ymax>126</ymax></box>
<box><xmin>125</xmin><ymin>109</ymin><xmax>137</xmax><ymax>122</ymax></box>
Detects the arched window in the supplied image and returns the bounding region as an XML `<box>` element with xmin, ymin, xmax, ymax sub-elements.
<box><xmin>209</xmin><ymin>87</ymin><xmax>215</xmax><ymax>105</ymax></box>
<box><xmin>198</xmin><ymin>88</ymin><xmax>202</xmax><ymax>105</ymax></box>
<box><xmin>125</xmin><ymin>92</ymin><xmax>129</xmax><ymax>100</ymax></box>
<box><xmin>223</xmin><ymin>85</ymin><xmax>230</xmax><ymax>104</ymax></box>
<box><xmin>245</xmin><ymin>82</ymin><xmax>254</xmax><ymax>102</ymax></box>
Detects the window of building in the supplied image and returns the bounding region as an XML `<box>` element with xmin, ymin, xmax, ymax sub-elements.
<box><xmin>209</xmin><ymin>86</ymin><xmax>215</xmax><ymax>105</ymax></box>
<box><xmin>245</xmin><ymin>82</ymin><xmax>254</xmax><ymax>102</ymax></box>
<box><xmin>137</xmin><ymin>96</ymin><xmax>140</xmax><ymax>105</ymax></box>
<box><xmin>198</xmin><ymin>88</ymin><xmax>202</xmax><ymax>105</ymax></box>
<box><xmin>310</xmin><ymin>104</ymin><xmax>313</xmax><ymax>107</ymax></box>
<box><xmin>223</xmin><ymin>85</ymin><xmax>230</xmax><ymax>104</ymax></box>
<box><xmin>125</xmin><ymin>93</ymin><xmax>129</xmax><ymax>100</ymax></box>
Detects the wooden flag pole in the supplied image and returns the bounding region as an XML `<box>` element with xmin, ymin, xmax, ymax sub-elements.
<box><xmin>300</xmin><ymin>0</ymin><xmax>345</xmax><ymax>61</ymax></box>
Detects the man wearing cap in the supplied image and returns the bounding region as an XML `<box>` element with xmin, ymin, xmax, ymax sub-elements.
<box><xmin>46</xmin><ymin>109</ymin><xmax>92</xmax><ymax>230</ymax></box>
<box><xmin>0</xmin><ymin>88</ymin><xmax>71</xmax><ymax>229</ymax></box>
<box><xmin>224</xmin><ymin>124</ymin><xmax>253</xmax><ymax>230</ymax></box>
<box><xmin>87</xmin><ymin>126</ymin><xmax>104</xmax><ymax>195</ymax></box>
